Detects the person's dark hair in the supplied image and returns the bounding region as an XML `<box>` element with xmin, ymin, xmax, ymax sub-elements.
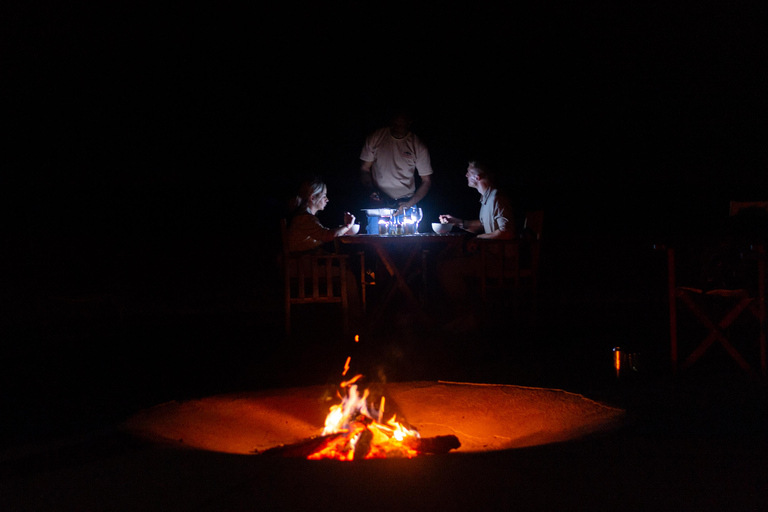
<box><xmin>390</xmin><ymin>107</ymin><xmax>413</xmax><ymax>122</ymax></box>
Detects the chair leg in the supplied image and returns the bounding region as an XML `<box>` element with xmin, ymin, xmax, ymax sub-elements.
<box><xmin>285</xmin><ymin>301</ymin><xmax>291</xmax><ymax>338</ymax></box>
<box><xmin>421</xmin><ymin>249</ymin><xmax>428</xmax><ymax>308</ymax></box>
<box><xmin>668</xmin><ymin>248</ymin><xmax>678</xmax><ymax>374</ymax></box>
<box><xmin>480</xmin><ymin>246</ymin><xmax>488</xmax><ymax>302</ymax></box>
<box><xmin>340</xmin><ymin>259</ymin><xmax>349</xmax><ymax>336</ymax></box>
<box><xmin>285</xmin><ymin>272</ymin><xmax>291</xmax><ymax>338</ymax></box>
<box><xmin>679</xmin><ymin>292</ymin><xmax>759</xmax><ymax>377</ymax></box>
<box><xmin>759</xmin><ymin>247</ymin><xmax>767</xmax><ymax>376</ymax></box>
<box><xmin>359</xmin><ymin>251</ymin><xmax>366</xmax><ymax>315</ymax></box>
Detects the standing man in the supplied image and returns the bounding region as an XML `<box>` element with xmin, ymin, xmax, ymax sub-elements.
<box><xmin>360</xmin><ymin>110</ymin><xmax>433</xmax><ymax>233</ymax></box>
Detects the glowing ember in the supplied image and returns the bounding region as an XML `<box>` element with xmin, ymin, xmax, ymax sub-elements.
<box><xmin>307</xmin><ymin>361</ymin><xmax>422</xmax><ymax>460</ymax></box>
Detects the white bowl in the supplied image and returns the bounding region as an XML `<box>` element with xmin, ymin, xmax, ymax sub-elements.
<box><xmin>348</xmin><ymin>224</ymin><xmax>360</xmax><ymax>235</ymax></box>
<box><xmin>432</xmin><ymin>222</ymin><xmax>452</xmax><ymax>234</ymax></box>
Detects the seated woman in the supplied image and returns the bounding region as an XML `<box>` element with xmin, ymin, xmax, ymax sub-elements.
<box><xmin>286</xmin><ymin>176</ymin><xmax>362</xmax><ymax>319</ymax></box>
<box><xmin>287</xmin><ymin>177</ymin><xmax>356</xmax><ymax>253</ymax></box>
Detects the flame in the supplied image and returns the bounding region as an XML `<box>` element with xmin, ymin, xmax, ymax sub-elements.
<box><xmin>340</xmin><ymin>374</ymin><xmax>363</xmax><ymax>388</ymax></box>
<box><xmin>378</xmin><ymin>396</ymin><xmax>385</xmax><ymax>423</ymax></box>
<box><xmin>308</xmin><ymin>358</ymin><xmax>421</xmax><ymax>460</ymax></box>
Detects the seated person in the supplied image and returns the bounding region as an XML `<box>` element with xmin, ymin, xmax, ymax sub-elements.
<box><xmin>437</xmin><ymin>161</ymin><xmax>515</xmax><ymax>324</ymax></box>
<box><xmin>438</xmin><ymin>161</ymin><xmax>514</xmax><ymax>242</ymax></box>
<box><xmin>286</xmin><ymin>176</ymin><xmax>362</xmax><ymax>319</ymax></box>
<box><xmin>287</xmin><ymin>177</ymin><xmax>356</xmax><ymax>253</ymax></box>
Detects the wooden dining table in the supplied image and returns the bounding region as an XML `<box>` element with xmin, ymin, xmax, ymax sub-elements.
<box><xmin>338</xmin><ymin>233</ymin><xmax>465</xmax><ymax>326</ymax></box>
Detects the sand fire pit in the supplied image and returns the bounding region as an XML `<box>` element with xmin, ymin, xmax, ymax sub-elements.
<box><xmin>123</xmin><ymin>381</ymin><xmax>625</xmax><ymax>456</ymax></box>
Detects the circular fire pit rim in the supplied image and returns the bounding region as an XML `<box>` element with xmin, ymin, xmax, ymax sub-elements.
<box><xmin>123</xmin><ymin>380</ymin><xmax>626</xmax><ymax>456</ymax></box>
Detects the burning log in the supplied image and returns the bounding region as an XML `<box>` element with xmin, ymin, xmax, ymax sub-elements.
<box><xmin>352</xmin><ymin>427</ymin><xmax>374</xmax><ymax>460</ymax></box>
<box><xmin>406</xmin><ymin>435</ymin><xmax>461</xmax><ymax>454</ymax></box>
<box><xmin>255</xmin><ymin>356</ymin><xmax>461</xmax><ymax>460</ymax></box>
<box><xmin>255</xmin><ymin>433</ymin><xmax>345</xmax><ymax>458</ymax></box>
<box><xmin>255</xmin><ymin>433</ymin><xmax>461</xmax><ymax>459</ymax></box>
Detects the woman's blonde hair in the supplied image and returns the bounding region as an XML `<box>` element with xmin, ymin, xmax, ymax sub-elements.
<box><xmin>289</xmin><ymin>176</ymin><xmax>326</xmax><ymax>212</ymax></box>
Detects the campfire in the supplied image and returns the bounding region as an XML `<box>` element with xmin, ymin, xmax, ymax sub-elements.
<box><xmin>124</xmin><ymin>338</ymin><xmax>625</xmax><ymax>458</ymax></box>
<box><xmin>124</xmin><ymin>381</ymin><xmax>625</xmax><ymax>457</ymax></box>
<box><xmin>259</xmin><ymin>356</ymin><xmax>460</xmax><ymax>460</ymax></box>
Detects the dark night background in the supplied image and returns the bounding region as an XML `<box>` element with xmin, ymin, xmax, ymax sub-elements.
<box><xmin>5</xmin><ymin>2</ymin><xmax>766</xmax><ymax>238</ymax></box>
<box><xmin>2</xmin><ymin>0</ymin><xmax>768</xmax><ymax>468</ymax></box>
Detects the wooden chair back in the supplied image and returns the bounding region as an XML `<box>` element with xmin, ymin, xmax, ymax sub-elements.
<box><xmin>523</xmin><ymin>209</ymin><xmax>544</xmax><ymax>240</ymax></box>
<box><xmin>667</xmin><ymin>244</ymin><xmax>766</xmax><ymax>378</ymax></box>
<box><xmin>665</xmin><ymin>202</ymin><xmax>767</xmax><ymax>377</ymax></box>
<box><xmin>280</xmin><ymin>219</ymin><xmax>349</xmax><ymax>337</ymax></box>
<box><xmin>479</xmin><ymin>210</ymin><xmax>544</xmax><ymax>302</ymax></box>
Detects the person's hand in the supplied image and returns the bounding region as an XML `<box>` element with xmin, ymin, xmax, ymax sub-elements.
<box><xmin>395</xmin><ymin>201</ymin><xmax>412</xmax><ymax>216</ymax></box>
<box><xmin>360</xmin><ymin>170</ymin><xmax>373</xmax><ymax>189</ymax></box>
<box><xmin>439</xmin><ymin>214</ymin><xmax>460</xmax><ymax>226</ymax></box>
<box><xmin>343</xmin><ymin>212</ymin><xmax>356</xmax><ymax>227</ymax></box>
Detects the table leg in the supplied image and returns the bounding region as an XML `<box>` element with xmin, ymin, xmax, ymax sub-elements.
<box><xmin>368</xmin><ymin>244</ymin><xmax>426</xmax><ymax>327</ymax></box>
<box><xmin>759</xmin><ymin>246</ymin><xmax>766</xmax><ymax>376</ymax></box>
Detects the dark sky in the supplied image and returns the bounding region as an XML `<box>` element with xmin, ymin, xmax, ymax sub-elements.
<box><xmin>4</xmin><ymin>2</ymin><xmax>767</xmax><ymax>245</ymax></box>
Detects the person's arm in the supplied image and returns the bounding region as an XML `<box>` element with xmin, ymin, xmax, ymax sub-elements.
<box><xmin>476</xmin><ymin>193</ymin><xmax>515</xmax><ymax>239</ymax></box>
<box><xmin>323</xmin><ymin>212</ymin><xmax>356</xmax><ymax>240</ymax></box>
<box><xmin>360</xmin><ymin>160</ymin><xmax>373</xmax><ymax>188</ymax></box>
<box><xmin>397</xmin><ymin>175</ymin><xmax>432</xmax><ymax>212</ymax></box>
<box><xmin>360</xmin><ymin>160</ymin><xmax>381</xmax><ymax>202</ymax></box>
<box><xmin>476</xmin><ymin>227</ymin><xmax>513</xmax><ymax>240</ymax></box>
<box><xmin>311</xmin><ymin>212</ymin><xmax>356</xmax><ymax>243</ymax></box>
<box><xmin>438</xmin><ymin>214</ymin><xmax>482</xmax><ymax>234</ymax></box>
